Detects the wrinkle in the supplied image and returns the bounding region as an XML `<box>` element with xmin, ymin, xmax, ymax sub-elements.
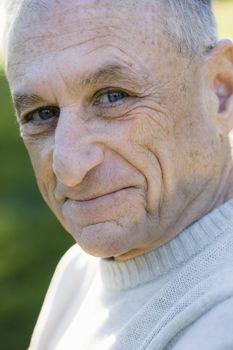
<box><xmin>58</xmin><ymin>34</ymin><xmax>130</xmax><ymax>53</ymax></box>
<box><xmin>15</xmin><ymin>28</ymin><xmax>131</xmax><ymax>48</ymax></box>
<box><xmin>148</xmin><ymin>147</ymin><xmax>164</xmax><ymax>219</ymax></box>
<box><xmin>122</xmin><ymin>104</ymin><xmax>170</xmax><ymax>134</ymax></box>
<box><xmin>9</xmin><ymin>35</ymin><xmax>133</xmax><ymax>70</ymax></box>
<box><xmin>85</xmin><ymin>44</ymin><xmax>138</xmax><ymax>65</ymax></box>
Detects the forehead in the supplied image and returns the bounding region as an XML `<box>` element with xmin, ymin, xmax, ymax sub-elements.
<box><xmin>9</xmin><ymin>0</ymin><xmax>161</xmax><ymax>46</ymax></box>
<box><xmin>6</xmin><ymin>0</ymin><xmax>179</xmax><ymax>93</ymax></box>
<box><xmin>7</xmin><ymin>0</ymin><xmax>165</xmax><ymax>58</ymax></box>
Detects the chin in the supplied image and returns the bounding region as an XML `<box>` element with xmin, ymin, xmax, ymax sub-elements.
<box><xmin>69</xmin><ymin>214</ymin><xmax>149</xmax><ymax>259</ymax></box>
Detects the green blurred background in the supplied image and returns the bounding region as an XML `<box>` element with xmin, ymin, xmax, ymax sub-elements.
<box><xmin>0</xmin><ymin>1</ymin><xmax>233</xmax><ymax>349</ymax></box>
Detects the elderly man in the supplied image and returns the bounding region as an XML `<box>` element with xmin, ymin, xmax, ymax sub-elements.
<box><xmin>3</xmin><ymin>0</ymin><xmax>233</xmax><ymax>348</ymax></box>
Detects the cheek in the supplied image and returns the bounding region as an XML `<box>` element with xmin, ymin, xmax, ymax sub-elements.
<box><xmin>110</xmin><ymin>115</ymin><xmax>169</xmax><ymax>214</ymax></box>
<box><xmin>24</xmin><ymin>137</ymin><xmax>56</xmax><ymax>194</ymax></box>
<box><xmin>128</xmin><ymin>108</ymin><xmax>173</xmax><ymax>147</ymax></box>
<box><xmin>176</xmin><ymin>113</ymin><xmax>220</xmax><ymax>169</ymax></box>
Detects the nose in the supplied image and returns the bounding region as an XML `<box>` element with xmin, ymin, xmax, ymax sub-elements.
<box><xmin>52</xmin><ymin>116</ymin><xmax>104</xmax><ymax>187</ymax></box>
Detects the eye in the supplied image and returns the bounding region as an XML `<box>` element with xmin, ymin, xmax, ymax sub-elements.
<box><xmin>96</xmin><ymin>90</ymin><xmax>129</xmax><ymax>105</ymax></box>
<box><xmin>27</xmin><ymin>107</ymin><xmax>60</xmax><ymax>122</ymax></box>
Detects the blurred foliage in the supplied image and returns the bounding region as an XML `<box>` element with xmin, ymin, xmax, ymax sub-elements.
<box><xmin>0</xmin><ymin>1</ymin><xmax>233</xmax><ymax>349</ymax></box>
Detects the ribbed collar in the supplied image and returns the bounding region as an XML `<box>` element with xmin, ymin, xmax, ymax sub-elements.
<box><xmin>99</xmin><ymin>200</ymin><xmax>233</xmax><ymax>290</ymax></box>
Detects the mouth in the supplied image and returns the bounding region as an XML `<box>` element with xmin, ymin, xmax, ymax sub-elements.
<box><xmin>62</xmin><ymin>186</ymin><xmax>142</xmax><ymax>227</ymax></box>
<box><xmin>65</xmin><ymin>186</ymin><xmax>135</xmax><ymax>203</ymax></box>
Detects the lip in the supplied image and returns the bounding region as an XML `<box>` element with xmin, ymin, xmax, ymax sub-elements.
<box><xmin>62</xmin><ymin>187</ymin><xmax>138</xmax><ymax>226</ymax></box>
<box><xmin>64</xmin><ymin>187</ymin><xmax>135</xmax><ymax>203</ymax></box>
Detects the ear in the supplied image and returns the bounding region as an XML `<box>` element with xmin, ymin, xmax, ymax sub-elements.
<box><xmin>204</xmin><ymin>39</ymin><xmax>233</xmax><ymax>137</ymax></box>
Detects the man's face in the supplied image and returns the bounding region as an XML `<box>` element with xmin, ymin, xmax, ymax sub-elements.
<box><xmin>7</xmin><ymin>0</ymin><xmax>223</xmax><ymax>259</ymax></box>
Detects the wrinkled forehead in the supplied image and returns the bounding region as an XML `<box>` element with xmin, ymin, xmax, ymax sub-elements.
<box><xmin>7</xmin><ymin>0</ymin><xmax>162</xmax><ymax>58</ymax></box>
<box><xmin>6</xmin><ymin>0</ymin><xmax>177</xmax><ymax>92</ymax></box>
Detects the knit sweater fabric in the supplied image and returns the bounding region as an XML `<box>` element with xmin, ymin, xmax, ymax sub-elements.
<box><xmin>29</xmin><ymin>200</ymin><xmax>233</xmax><ymax>350</ymax></box>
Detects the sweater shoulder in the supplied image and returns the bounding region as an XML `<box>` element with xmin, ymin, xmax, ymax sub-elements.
<box><xmin>170</xmin><ymin>296</ymin><xmax>233</xmax><ymax>350</ymax></box>
<box><xmin>43</xmin><ymin>244</ymin><xmax>94</xmax><ymax>299</ymax></box>
<box><xmin>29</xmin><ymin>244</ymin><xmax>97</xmax><ymax>349</ymax></box>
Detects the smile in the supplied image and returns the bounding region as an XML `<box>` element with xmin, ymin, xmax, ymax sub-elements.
<box><xmin>65</xmin><ymin>187</ymin><xmax>135</xmax><ymax>203</ymax></box>
<box><xmin>62</xmin><ymin>186</ymin><xmax>139</xmax><ymax>226</ymax></box>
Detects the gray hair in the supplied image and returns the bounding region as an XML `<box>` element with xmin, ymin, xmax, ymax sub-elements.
<box><xmin>1</xmin><ymin>0</ymin><xmax>218</xmax><ymax>59</ymax></box>
<box><xmin>164</xmin><ymin>0</ymin><xmax>218</xmax><ymax>57</ymax></box>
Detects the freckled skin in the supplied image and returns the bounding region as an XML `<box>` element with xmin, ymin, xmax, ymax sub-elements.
<box><xmin>6</xmin><ymin>0</ymin><xmax>233</xmax><ymax>260</ymax></box>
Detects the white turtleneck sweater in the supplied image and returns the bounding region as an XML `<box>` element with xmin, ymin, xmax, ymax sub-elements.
<box><xmin>29</xmin><ymin>200</ymin><xmax>233</xmax><ymax>350</ymax></box>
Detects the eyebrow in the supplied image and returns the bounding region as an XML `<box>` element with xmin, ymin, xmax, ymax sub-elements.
<box><xmin>78</xmin><ymin>63</ymin><xmax>148</xmax><ymax>90</ymax></box>
<box><xmin>13</xmin><ymin>93</ymin><xmax>45</xmax><ymax>115</ymax></box>
<box><xmin>13</xmin><ymin>63</ymin><xmax>150</xmax><ymax>114</ymax></box>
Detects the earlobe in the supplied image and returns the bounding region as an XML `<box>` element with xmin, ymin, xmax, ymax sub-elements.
<box><xmin>208</xmin><ymin>39</ymin><xmax>233</xmax><ymax>137</ymax></box>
